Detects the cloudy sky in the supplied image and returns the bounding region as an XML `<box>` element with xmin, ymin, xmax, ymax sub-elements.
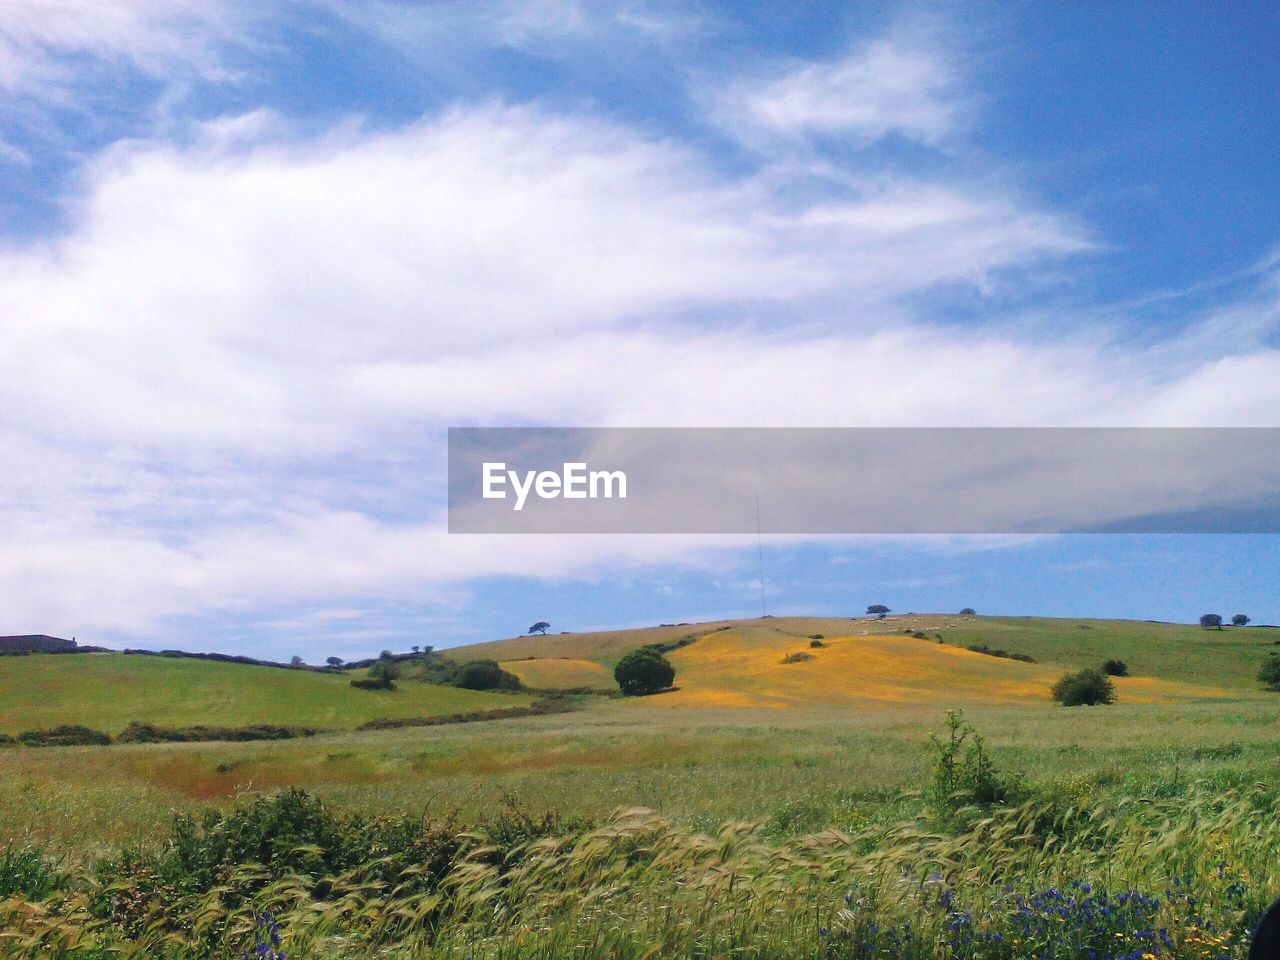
<box><xmin>2</xmin><ymin>2</ymin><xmax>1278</xmax><ymax>658</ymax></box>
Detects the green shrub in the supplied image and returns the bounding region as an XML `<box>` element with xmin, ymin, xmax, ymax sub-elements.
<box><xmin>16</xmin><ymin>724</ymin><xmax>112</xmax><ymax>746</ymax></box>
<box><xmin>0</xmin><ymin>846</ymin><xmax>67</xmax><ymax>899</ymax></box>
<box><xmin>966</xmin><ymin>643</ymin><xmax>1036</xmax><ymax>663</ymax></box>
<box><xmin>808</xmin><ymin>638</ymin><xmax>826</xmax><ymax>648</ymax></box>
<box><xmin>781</xmin><ymin>651</ymin><xmax>815</xmax><ymax>663</ymax></box>
<box><xmin>88</xmin><ymin>787</ymin><xmax>578</xmax><ymax>937</ymax></box>
<box><xmin>351</xmin><ymin>658</ymin><xmax>397</xmax><ymax>690</ymax></box>
<box><xmin>928</xmin><ymin>710</ymin><xmax>1023</xmax><ymax>813</ymax></box>
<box><xmin>640</xmin><ymin>634</ymin><xmax>700</xmax><ymax>655</ymax></box>
<box><xmin>1259</xmin><ymin>655</ymin><xmax>1280</xmax><ymax>691</ymax></box>
<box><xmin>455</xmin><ymin>659</ymin><xmax>523</xmax><ymax>691</ymax></box>
<box><xmin>1101</xmin><ymin>658</ymin><xmax>1129</xmax><ymax>677</ymax></box>
<box><xmin>1051</xmin><ymin>668</ymin><xmax>1116</xmax><ymax>706</ymax></box>
<box><xmin>117</xmin><ymin>721</ymin><xmax>316</xmax><ymax>743</ymax></box>
<box><xmin>614</xmin><ymin>648</ymin><xmax>675</xmax><ymax>696</ymax></box>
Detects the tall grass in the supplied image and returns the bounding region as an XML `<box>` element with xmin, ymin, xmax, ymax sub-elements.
<box><xmin>0</xmin><ymin>780</ymin><xmax>1273</xmax><ymax>959</ymax></box>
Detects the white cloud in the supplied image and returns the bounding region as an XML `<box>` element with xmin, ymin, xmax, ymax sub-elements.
<box><xmin>709</xmin><ymin>22</ymin><xmax>968</xmax><ymax>148</ymax></box>
<box><xmin>324</xmin><ymin>0</ymin><xmax>704</xmax><ymax>67</ymax></box>
<box><xmin>1</xmin><ymin>19</ymin><xmax>1278</xmax><ymax>648</ymax></box>
<box><xmin>0</xmin><ymin>0</ymin><xmax>254</xmax><ymax>97</ymax></box>
<box><xmin>0</xmin><ymin>104</ymin><xmax>1088</xmax><ymax>456</ymax></box>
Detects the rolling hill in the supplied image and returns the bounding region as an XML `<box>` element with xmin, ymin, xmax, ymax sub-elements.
<box><xmin>452</xmin><ymin>614</ymin><xmax>1280</xmax><ymax>708</ymax></box>
<box><xmin>4</xmin><ymin>615</ymin><xmax>1273</xmax><ymax>736</ymax></box>
<box><xmin>0</xmin><ymin>653</ymin><xmax>529</xmax><ymax>735</ymax></box>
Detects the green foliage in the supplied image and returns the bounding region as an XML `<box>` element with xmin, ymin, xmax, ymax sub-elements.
<box><xmin>351</xmin><ymin>658</ymin><xmax>402</xmax><ymax>690</ymax></box>
<box><xmin>959</xmin><ymin>607</ymin><xmax>977</xmax><ymax>615</ymax></box>
<box><xmin>455</xmin><ymin>659</ymin><xmax>523</xmax><ymax>691</ymax></box>
<box><xmin>640</xmin><ymin>634</ymin><xmax>699</xmax><ymax>655</ymax></box>
<box><xmin>1258</xmin><ymin>655</ymin><xmax>1280</xmax><ymax>691</ymax></box>
<box><xmin>116</xmin><ymin>721</ymin><xmax>315</xmax><ymax>743</ymax></box>
<box><xmin>781</xmin><ymin>651</ymin><xmax>815</xmax><ymax>664</ymax></box>
<box><xmin>965</xmin><ymin>643</ymin><xmax>1036</xmax><ymax>663</ymax></box>
<box><xmin>82</xmin><ymin>787</ymin><xmax>580</xmax><ymax>945</ymax></box>
<box><xmin>0</xmin><ymin>846</ymin><xmax>67</xmax><ymax>899</ymax></box>
<box><xmin>6</xmin><ymin>783</ymin><xmax>1278</xmax><ymax>960</ymax></box>
<box><xmin>1101</xmin><ymin>658</ymin><xmax>1129</xmax><ymax>677</ymax></box>
<box><xmin>1051</xmin><ymin>668</ymin><xmax>1116</xmax><ymax>706</ymax></box>
<box><xmin>614</xmin><ymin>648</ymin><xmax>675</xmax><ymax>696</ymax></box>
<box><xmin>928</xmin><ymin>710</ymin><xmax>1023</xmax><ymax>813</ymax></box>
<box><xmin>0</xmin><ymin>650</ymin><xmax>521</xmax><ymax>734</ymax></box>
<box><xmin>16</xmin><ymin>724</ymin><xmax>112</xmax><ymax>747</ymax></box>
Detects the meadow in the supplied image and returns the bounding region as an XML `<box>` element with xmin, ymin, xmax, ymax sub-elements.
<box><xmin>0</xmin><ymin>653</ymin><xmax>527</xmax><ymax>735</ymax></box>
<box><xmin>2</xmin><ymin>615</ymin><xmax>1279</xmax><ymax>958</ymax></box>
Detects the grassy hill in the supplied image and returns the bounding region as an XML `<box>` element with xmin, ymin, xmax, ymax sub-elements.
<box><xmin>446</xmin><ymin>620</ymin><xmax>740</xmax><ymax>665</ymax></box>
<box><xmin>449</xmin><ymin>614</ymin><xmax>1280</xmax><ymax>708</ymax></box>
<box><xmin>3</xmin><ymin>613</ymin><xmax>1280</xmax><ymax>861</ymax></box>
<box><xmin>8</xmin><ymin>615</ymin><xmax>1267</xmax><ymax>736</ymax></box>
<box><xmin>0</xmin><ymin>653</ymin><xmax>529</xmax><ymax>735</ymax></box>
<box><xmin>499</xmin><ymin>657</ymin><xmax>617</xmax><ymax>689</ymax></box>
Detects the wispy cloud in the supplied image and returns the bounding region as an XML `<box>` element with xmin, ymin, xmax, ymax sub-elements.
<box><xmin>1</xmin><ymin>5</ymin><xmax>1278</xmax><ymax>649</ymax></box>
<box><xmin>0</xmin><ymin>0</ymin><xmax>258</xmax><ymax>97</ymax></box>
<box><xmin>708</xmin><ymin>17</ymin><xmax>969</xmax><ymax>149</ymax></box>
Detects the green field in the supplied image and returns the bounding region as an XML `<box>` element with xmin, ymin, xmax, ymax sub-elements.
<box><xmin>0</xmin><ymin>652</ymin><xmax>526</xmax><ymax>735</ymax></box>
<box><xmin>3</xmin><ymin>615</ymin><xmax>1280</xmax><ymax>958</ymax></box>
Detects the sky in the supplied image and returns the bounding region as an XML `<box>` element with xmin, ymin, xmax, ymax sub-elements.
<box><xmin>1</xmin><ymin>1</ymin><xmax>1278</xmax><ymax>660</ymax></box>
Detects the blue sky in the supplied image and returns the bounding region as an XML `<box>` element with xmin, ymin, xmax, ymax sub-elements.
<box><xmin>1</xmin><ymin>2</ymin><xmax>1278</xmax><ymax>658</ymax></box>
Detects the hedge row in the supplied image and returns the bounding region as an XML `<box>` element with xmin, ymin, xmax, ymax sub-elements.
<box><xmin>0</xmin><ymin>722</ymin><xmax>318</xmax><ymax>748</ymax></box>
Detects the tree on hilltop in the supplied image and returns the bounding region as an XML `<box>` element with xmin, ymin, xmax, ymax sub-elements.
<box><xmin>528</xmin><ymin>621</ymin><xmax>550</xmax><ymax>635</ymax></box>
<box><xmin>867</xmin><ymin>604</ymin><xmax>890</xmax><ymax>618</ymax></box>
<box><xmin>1232</xmin><ymin>614</ymin><xmax>1251</xmax><ymax>627</ymax></box>
<box><xmin>1200</xmin><ymin>614</ymin><xmax>1223</xmax><ymax>630</ymax></box>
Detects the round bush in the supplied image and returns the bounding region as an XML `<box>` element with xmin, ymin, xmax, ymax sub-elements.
<box><xmin>614</xmin><ymin>648</ymin><xmax>675</xmax><ymax>696</ymax></box>
<box><xmin>1101</xmin><ymin>658</ymin><xmax>1128</xmax><ymax>677</ymax></box>
<box><xmin>1259</xmin><ymin>656</ymin><xmax>1280</xmax><ymax>692</ymax></box>
<box><xmin>456</xmin><ymin>659</ymin><xmax>522</xmax><ymax>691</ymax></box>
<box><xmin>1051</xmin><ymin>668</ymin><xmax>1116</xmax><ymax>706</ymax></box>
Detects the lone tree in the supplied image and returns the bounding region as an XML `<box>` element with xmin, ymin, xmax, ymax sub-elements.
<box><xmin>1051</xmin><ymin>668</ymin><xmax>1116</xmax><ymax>706</ymax></box>
<box><xmin>1200</xmin><ymin>614</ymin><xmax>1224</xmax><ymax>631</ymax></box>
<box><xmin>1232</xmin><ymin>614</ymin><xmax>1252</xmax><ymax>627</ymax></box>
<box><xmin>614</xmin><ymin>648</ymin><xmax>675</xmax><ymax>696</ymax></box>
<box><xmin>528</xmin><ymin>621</ymin><xmax>551</xmax><ymax>635</ymax></box>
<box><xmin>959</xmin><ymin>608</ymin><xmax>976</xmax><ymax>616</ymax></box>
<box><xmin>290</xmin><ymin>655</ymin><xmax>304</xmax><ymax>667</ymax></box>
<box><xmin>867</xmin><ymin>604</ymin><xmax>891</xmax><ymax>618</ymax></box>
<box><xmin>325</xmin><ymin>656</ymin><xmax>343</xmax><ymax>668</ymax></box>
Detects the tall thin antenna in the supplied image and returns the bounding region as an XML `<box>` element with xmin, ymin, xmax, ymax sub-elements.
<box><xmin>755</xmin><ymin>492</ymin><xmax>767</xmax><ymax>618</ymax></box>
